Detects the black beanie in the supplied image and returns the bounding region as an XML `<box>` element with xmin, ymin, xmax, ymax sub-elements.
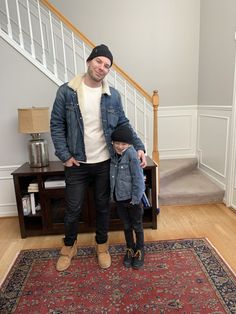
<box><xmin>111</xmin><ymin>125</ymin><xmax>133</xmax><ymax>145</ymax></box>
<box><xmin>86</xmin><ymin>44</ymin><xmax>113</xmax><ymax>66</ymax></box>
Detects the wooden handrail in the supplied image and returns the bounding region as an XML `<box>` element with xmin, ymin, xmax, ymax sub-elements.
<box><xmin>40</xmin><ymin>0</ymin><xmax>151</xmax><ymax>102</ymax></box>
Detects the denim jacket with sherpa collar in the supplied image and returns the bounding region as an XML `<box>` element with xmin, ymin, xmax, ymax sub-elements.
<box><xmin>50</xmin><ymin>74</ymin><xmax>145</xmax><ymax>162</ymax></box>
<box><xmin>110</xmin><ymin>146</ymin><xmax>145</xmax><ymax>205</ymax></box>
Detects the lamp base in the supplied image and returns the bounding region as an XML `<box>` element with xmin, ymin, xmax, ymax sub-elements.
<box><xmin>28</xmin><ymin>137</ymin><xmax>49</xmax><ymax>168</ymax></box>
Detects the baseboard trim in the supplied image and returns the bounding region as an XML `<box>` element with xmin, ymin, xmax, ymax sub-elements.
<box><xmin>0</xmin><ymin>204</ymin><xmax>17</xmax><ymax>217</ymax></box>
<box><xmin>198</xmin><ymin>168</ymin><xmax>225</xmax><ymax>190</ymax></box>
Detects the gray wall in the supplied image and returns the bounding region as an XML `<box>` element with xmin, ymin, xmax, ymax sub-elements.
<box><xmin>1</xmin><ymin>0</ymin><xmax>236</xmax><ymax>165</ymax></box>
<box><xmin>198</xmin><ymin>0</ymin><xmax>236</xmax><ymax>106</ymax></box>
<box><xmin>49</xmin><ymin>0</ymin><xmax>200</xmax><ymax>107</ymax></box>
<box><xmin>0</xmin><ymin>38</ymin><xmax>58</xmax><ymax>166</ymax></box>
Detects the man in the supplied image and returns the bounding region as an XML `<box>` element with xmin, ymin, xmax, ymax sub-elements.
<box><xmin>50</xmin><ymin>44</ymin><xmax>146</xmax><ymax>272</ymax></box>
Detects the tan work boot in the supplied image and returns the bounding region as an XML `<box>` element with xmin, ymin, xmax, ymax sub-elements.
<box><xmin>56</xmin><ymin>240</ymin><xmax>77</xmax><ymax>271</ymax></box>
<box><xmin>96</xmin><ymin>241</ymin><xmax>111</xmax><ymax>269</ymax></box>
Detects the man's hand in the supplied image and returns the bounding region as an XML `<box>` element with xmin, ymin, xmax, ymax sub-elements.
<box><xmin>137</xmin><ymin>150</ymin><xmax>147</xmax><ymax>168</ymax></box>
<box><xmin>63</xmin><ymin>157</ymin><xmax>80</xmax><ymax>167</ymax></box>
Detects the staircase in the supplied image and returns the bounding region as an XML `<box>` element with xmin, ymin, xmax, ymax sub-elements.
<box><xmin>159</xmin><ymin>158</ymin><xmax>225</xmax><ymax>205</ymax></box>
<box><xmin>0</xmin><ymin>0</ymin><xmax>156</xmax><ymax>158</ymax></box>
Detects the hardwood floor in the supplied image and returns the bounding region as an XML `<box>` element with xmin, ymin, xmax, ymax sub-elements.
<box><xmin>1</xmin><ymin>203</ymin><xmax>236</xmax><ymax>285</ymax></box>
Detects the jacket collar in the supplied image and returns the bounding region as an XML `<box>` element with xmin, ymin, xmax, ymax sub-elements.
<box><xmin>68</xmin><ymin>73</ymin><xmax>111</xmax><ymax>95</ymax></box>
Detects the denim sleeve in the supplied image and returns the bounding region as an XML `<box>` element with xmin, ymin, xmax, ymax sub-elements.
<box><xmin>50</xmin><ymin>84</ymin><xmax>72</xmax><ymax>162</ymax></box>
<box><xmin>113</xmin><ymin>90</ymin><xmax>146</xmax><ymax>153</ymax></box>
<box><xmin>128</xmin><ymin>153</ymin><xmax>145</xmax><ymax>204</ymax></box>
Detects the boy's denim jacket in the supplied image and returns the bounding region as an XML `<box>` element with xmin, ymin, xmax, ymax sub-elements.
<box><xmin>110</xmin><ymin>146</ymin><xmax>145</xmax><ymax>205</ymax></box>
<box><xmin>50</xmin><ymin>74</ymin><xmax>145</xmax><ymax>162</ymax></box>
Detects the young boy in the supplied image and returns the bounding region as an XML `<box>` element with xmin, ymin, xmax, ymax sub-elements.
<box><xmin>110</xmin><ymin>125</ymin><xmax>145</xmax><ymax>269</ymax></box>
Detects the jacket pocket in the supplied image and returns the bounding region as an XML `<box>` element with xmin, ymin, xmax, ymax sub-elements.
<box><xmin>118</xmin><ymin>163</ymin><xmax>130</xmax><ymax>177</ymax></box>
<box><xmin>117</xmin><ymin>163</ymin><xmax>132</xmax><ymax>199</ymax></box>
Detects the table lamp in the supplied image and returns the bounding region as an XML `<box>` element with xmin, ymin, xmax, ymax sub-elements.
<box><xmin>18</xmin><ymin>107</ymin><xmax>50</xmax><ymax>168</ymax></box>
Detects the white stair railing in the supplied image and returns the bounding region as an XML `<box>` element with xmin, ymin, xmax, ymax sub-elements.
<box><xmin>0</xmin><ymin>0</ymin><xmax>158</xmax><ymax>159</ymax></box>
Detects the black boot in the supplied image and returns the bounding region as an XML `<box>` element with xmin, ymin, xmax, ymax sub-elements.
<box><xmin>123</xmin><ymin>248</ymin><xmax>134</xmax><ymax>268</ymax></box>
<box><xmin>132</xmin><ymin>248</ymin><xmax>145</xmax><ymax>269</ymax></box>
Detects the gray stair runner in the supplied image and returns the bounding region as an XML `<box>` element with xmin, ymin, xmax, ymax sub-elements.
<box><xmin>159</xmin><ymin>158</ymin><xmax>225</xmax><ymax>205</ymax></box>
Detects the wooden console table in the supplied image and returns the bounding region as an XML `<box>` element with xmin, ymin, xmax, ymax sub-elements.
<box><xmin>12</xmin><ymin>156</ymin><xmax>158</xmax><ymax>238</ymax></box>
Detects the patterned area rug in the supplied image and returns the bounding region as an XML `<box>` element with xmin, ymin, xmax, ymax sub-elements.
<box><xmin>0</xmin><ymin>238</ymin><xmax>236</xmax><ymax>313</ymax></box>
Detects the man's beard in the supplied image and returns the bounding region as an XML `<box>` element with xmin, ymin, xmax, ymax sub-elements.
<box><xmin>87</xmin><ymin>66</ymin><xmax>104</xmax><ymax>83</ymax></box>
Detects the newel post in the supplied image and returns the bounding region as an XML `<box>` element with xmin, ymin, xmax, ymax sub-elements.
<box><xmin>152</xmin><ymin>90</ymin><xmax>159</xmax><ymax>165</ymax></box>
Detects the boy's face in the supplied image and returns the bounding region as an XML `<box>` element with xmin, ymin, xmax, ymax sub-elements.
<box><xmin>112</xmin><ymin>141</ymin><xmax>130</xmax><ymax>154</ymax></box>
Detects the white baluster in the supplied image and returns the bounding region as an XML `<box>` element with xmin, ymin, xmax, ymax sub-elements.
<box><xmin>124</xmin><ymin>79</ymin><xmax>128</xmax><ymax>115</ymax></box>
<box><xmin>37</xmin><ymin>0</ymin><xmax>46</xmax><ymax>66</ymax></box>
<box><xmin>71</xmin><ymin>32</ymin><xmax>77</xmax><ymax>75</ymax></box>
<box><xmin>143</xmin><ymin>97</ymin><xmax>147</xmax><ymax>150</ymax></box>
<box><xmin>49</xmin><ymin>11</ymin><xmax>57</xmax><ymax>77</ymax></box>
<box><xmin>82</xmin><ymin>42</ymin><xmax>87</xmax><ymax>72</ymax></box>
<box><xmin>60</xmin><ymin>22</ymin><xmax>67</xmax><ymax>82</ymax></box>
<box><xmin>5</xmin><ymin>0</ymin><xmax>12</xmax><ymax>38</ymax></box>
<box><xmin>134</xmin><ymin>89</ymin><xmax>137</xmax><ymax>129</ymax></box>
<box><xmin>16</xmin><ymin>0</ymin><xmax>23</xmax><ymax>47</ymax></box>
<box><xmin>114</xmin><ymin>70</ymin><xmax>117</xmax><ymax>89</ymax></box>
<box><xmin>26</xmin><ymin>0</ymin><xmax>35</xmax><ymax>58</ymax></box>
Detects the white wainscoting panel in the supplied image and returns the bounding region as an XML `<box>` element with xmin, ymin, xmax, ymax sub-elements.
<box><xmin>232</xmin><ymin>178</ymin><xmax>236</xmax><ymax>209</ymax></box>
<box><xmin>158</xmin><ymin>106</ymin><xmax>198</xmax><ymax>159</ymax></box>
<box><xmin>197</xmin><ymin>107</ymin><xmax>232</xmax><ymax>188</ymax></box>
<box><xmin>0</xmin><ymin>165</ymin><xmax>19</xmax><ymax>217</ymax></box>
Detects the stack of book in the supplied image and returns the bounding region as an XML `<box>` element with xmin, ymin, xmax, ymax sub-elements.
<box><xmin>23</xmin><ymin>181</ymin><xmax>40</xmax><ymax>215</ymax></box>
<box><xmin>28</xmin><ymin>182</ymin><xmax>39</xmax><ymax>193</ymax></box>
<box><xmin>28</xmin><ymin>181</ymin><xmax>38</xmax><ymax>214</ymax></box>
<box><xmin>22</xmin><ymin>195</ymin><xmax>31</xmax><ymax>216</ymax></box>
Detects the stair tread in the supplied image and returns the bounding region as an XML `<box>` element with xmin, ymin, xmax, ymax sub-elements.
<box><xmin>159</xmin><ymin>158</ymin><xmax>225</xmax><ymax>205</ymax></box>
<box><xmin>160</xmin><ymin>169</ymin><xmax>223</xmax><ymax>196</ymax></box>
<box><xmin>160</xmin><ymin>158</ymin><xmax>197</xmax><ymax>181</ymax></box>
<box><xmin>160</xmin><ymin>157</ymin><xmax>197</xmax><ymax>173</ymax></box>
<box><xmin>159</xmin><ymin>170</ymin><xmax>224</xmax><ymax>205</ymax></box>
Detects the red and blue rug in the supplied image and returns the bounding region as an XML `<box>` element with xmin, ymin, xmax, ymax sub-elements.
<box><xmin>0</xmin><ymin>238</ymin><xmax>236</xmax><ymax>313</ymax></box>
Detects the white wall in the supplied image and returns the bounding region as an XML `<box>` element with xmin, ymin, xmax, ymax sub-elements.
<box><xmin>197</xmin><ymin>107</ymin><xmax>232</xmax><ymax>190</ymax></box>
<box><xmin>0</xmin><ymin>38</ymin><xmax>59</xmax><ymax>216</ymax></box>
<box><xmin>197</xmin><ymin>0</ymin><xmax>236</xmax><ymax>203</ymax></box>
<box><xmin>49</xmin><ymin>0</ymin><xmax>200</xmax><ymax>108</ymax></box>
<box><xmin>159</xmin><ymin>106</ymin><xmax>197</xmax><ymax>159</ymax></box>
<box><xmin>198</xmin><ymin>0</ymin><xmax>236</xmax><ymax>107</ymax></box>
<box><xmin>0</xmin><ymin>38</ymin><xmax>58</xmax><ymax>166</ymax></box>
